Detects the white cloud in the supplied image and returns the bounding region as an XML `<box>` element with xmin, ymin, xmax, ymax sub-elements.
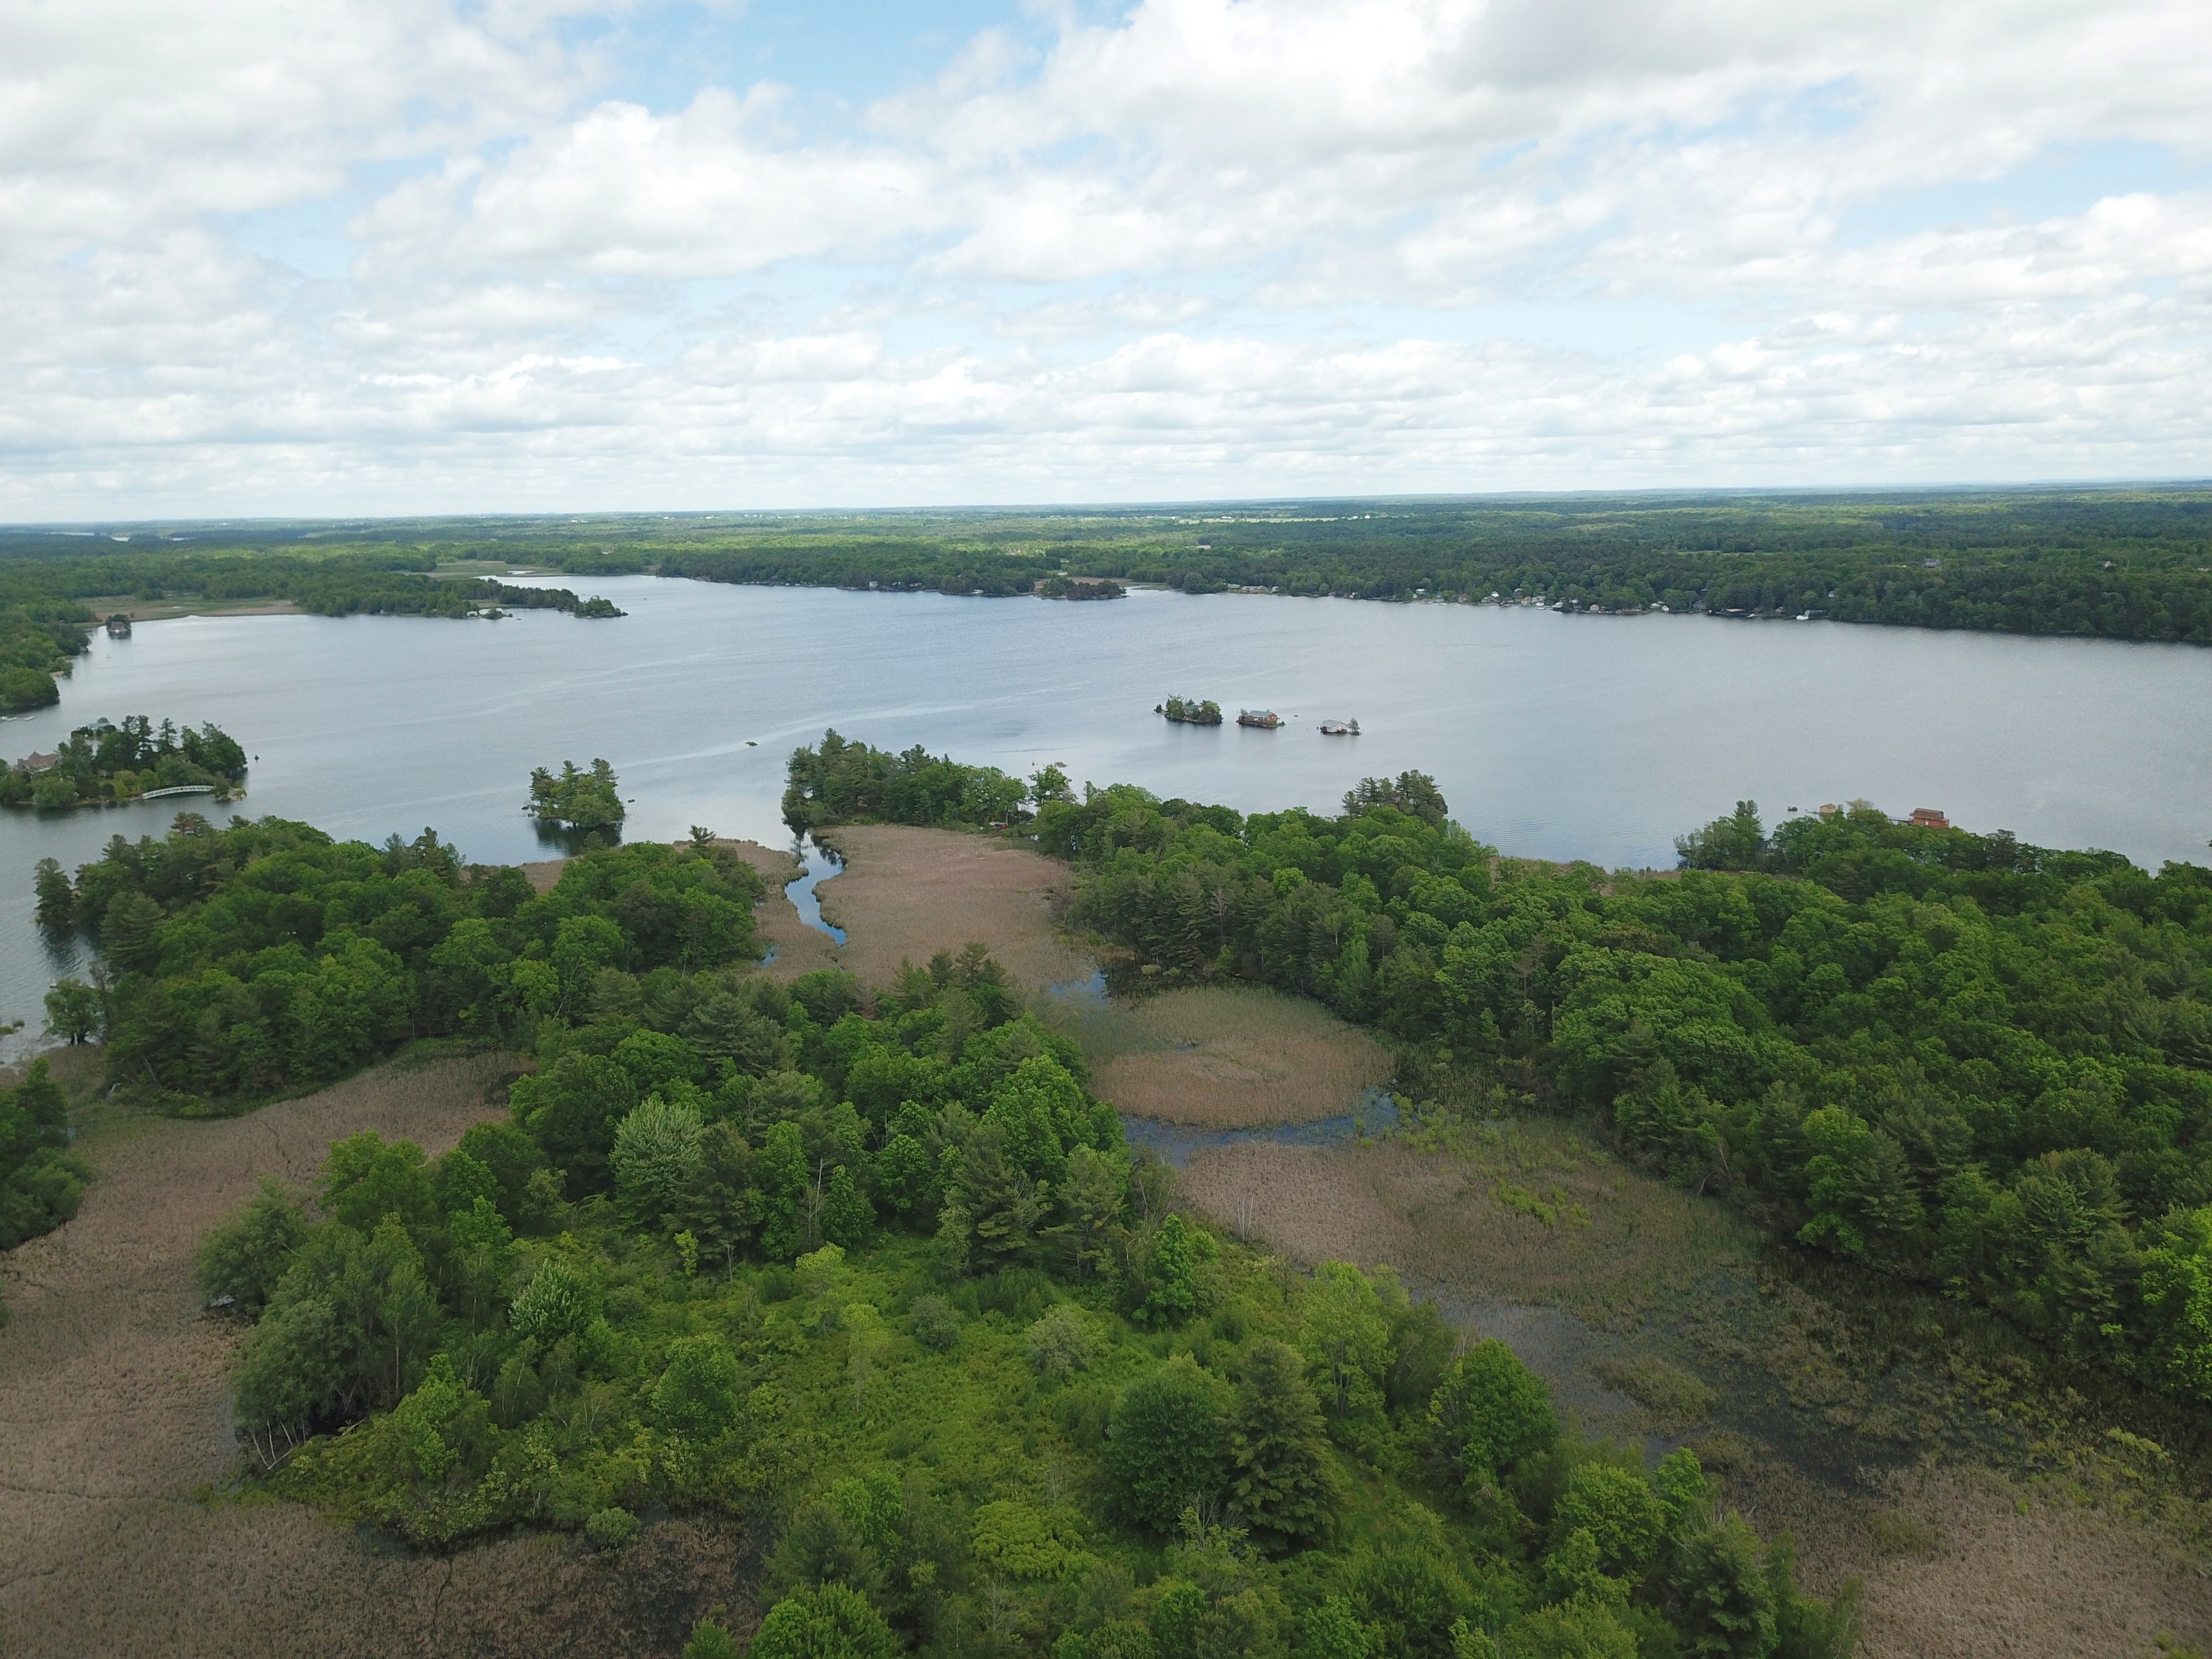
<box><xmin>0</xmin><ymin>0</ymin><xmax>2208</xmax><ymax>515</ymax></box>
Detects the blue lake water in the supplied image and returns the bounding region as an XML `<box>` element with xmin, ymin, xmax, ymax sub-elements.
<box><xmin>5</xmin><ymin>575</ymin><xmax>2211</xmax><ymax>1046</ymax></box>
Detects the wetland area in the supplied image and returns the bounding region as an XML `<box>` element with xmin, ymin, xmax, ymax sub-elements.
<box><xmin>4</xmin><ymin>576</ymin><xmax>2211</xmax><ymax>1658</ymax></box>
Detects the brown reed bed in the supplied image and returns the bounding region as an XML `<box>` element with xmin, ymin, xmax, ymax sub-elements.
<box><xmin>1068</xmin><ymin>984</ymin><xmax>1394</xmax><ymax>1129</ymax></box>
<box><xmin>812</xmin><ymin>824</ymin><xmax>1090</xmax><ymax>993</ymax></box>
<box><xmin>1177</xmin><ymin>1124</ymin><xmax>2212</xmax><ymax>1658</ymax></box>
<box><xmin>0</xmin><ymin>1051</ymin><xmax>767</xmax><ymax>1658</ymax></box>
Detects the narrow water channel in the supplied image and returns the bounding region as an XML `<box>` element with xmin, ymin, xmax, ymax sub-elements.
<box><xmin>784</xmin><ymin>834</ymin><xmax>845</xmax><ymax>942</ymax></box>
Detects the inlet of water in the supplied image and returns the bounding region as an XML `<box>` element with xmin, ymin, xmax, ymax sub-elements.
<box><xmin>785</xmin><ymin>834</ymin><xmax>846</xmax><ymax>942</ymax></box>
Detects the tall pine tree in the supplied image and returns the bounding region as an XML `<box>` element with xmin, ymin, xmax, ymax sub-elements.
<box><xmin>1227</xmin><ymin>1338</ymin><xmax>1340</xmax><ymax>1548</ymax></box>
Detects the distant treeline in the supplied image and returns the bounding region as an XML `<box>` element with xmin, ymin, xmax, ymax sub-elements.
<box><xmin>400</xmin><ymin>488</ymin><xmax>2212</xmax><ymax>644</ymax></box>
<box><xmin>7</xmin><ymin>488</ymin><xmax>2209</xmax><ymax>704</ymax></box>
<box><xmin>0</xmin><ymin>545</ymin><xmax>624</xmax><ymax>711</ymax></box>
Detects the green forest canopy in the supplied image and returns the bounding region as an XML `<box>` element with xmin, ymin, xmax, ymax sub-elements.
<box><xmin>199</xmin><ymin>922</ymin><xmax>1854</xmax><ymax>1659</ymax></box>
<box><xmin>36</xmin><ymin>816</ymin><xmax>763</xmax><ymax>1108</ymax></box>
<box><xmin>779</xmin><ymin>732</ymin><xmax>2212</xmax><ymax>1413</ymax></box>
<box><xmin>6</xmin><ymin>486</ymin><xmax>2209</xmax><ymax>707</ymax></box>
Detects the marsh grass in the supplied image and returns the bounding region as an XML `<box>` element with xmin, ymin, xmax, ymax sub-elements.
<box><xmin>1045</xmin><ymin>983</ymin><xmax>1394</xmax><ymax>1128</ymax></box>
<box><xmin>813</xmin><ymin>825</ymin><xmax>1087</xmax><ymax>993</ymax></box>
<box><xmin>1181</xmin><ymin>1111</ymin><xmax>2212</xmax><ymax>1657</ymax></box>
<box><xmin>1590</xmin><ymin>1354</ymin><xmax>1719</xmax><ymax>1431</ymax></box>
<box><xmin>0</xmin><ymin>1051</ymin><xmax>663</xmax><ymax>1658</ymax></box>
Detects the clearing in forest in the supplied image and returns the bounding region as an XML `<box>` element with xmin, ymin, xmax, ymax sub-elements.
<box><xmin>1048</xmin><ymin>982</ymin><xmax>1395</xmax><ymax>1128</ymax></box>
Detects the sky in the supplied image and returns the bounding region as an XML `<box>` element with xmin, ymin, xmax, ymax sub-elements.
<box><xmin>3</xmin><ymin>0</ymin><xmax>2210</xmax><ymax>518</ymax></box>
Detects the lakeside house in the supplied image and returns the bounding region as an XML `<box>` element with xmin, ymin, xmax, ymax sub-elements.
<box><xmin>1237</xmin><ymin>709</ymin><xmax>1281</xmax><ymax>728</ymax></box>
<box><xmin>1319</xmin><ymin>718</ymin><xmax>1360</xmax><ymax>735</ymax></box>
<box><xmin>105</xmin><ymin>613</ymin><xmax>132</xmax><ymax>637</ymax></box>
<box><xmin>13</xmin><ymin>752</ymin><xmax>59</xmax><ymax>775</ymax></box>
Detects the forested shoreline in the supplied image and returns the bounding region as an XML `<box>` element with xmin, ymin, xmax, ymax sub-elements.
<box><xmin>129</xmin><ymin>799</ymin><xmax>1856</xmax><ymax>1658</ymax></box>
<box><xmin>10</xmin><ymin>728</ymin><xmax>2210</xmax><ymax>1653</ymax></box>
<box><xmin>4</xmin><ymin>714</ymin><xmax>246</xmax><ymax>808</ymax></box>
<box><xmin>4</xmin><ymin>487</ymin><xmax>2208</xmax><ymax>711</ymax></box>
<box><xmin>0</xmin><ymin>545</ymin><xmax>623</xmax><ymax>711</ymax></box>
<box><xmin>779</xmin><ymin>734</ymin><xmax>2212</xmax><ymax>1416</ymax></box>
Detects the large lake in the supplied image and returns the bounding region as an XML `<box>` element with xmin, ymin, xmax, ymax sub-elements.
<box><xmin>5</xmin><ymin>576</ymin><xmax>2210</xmax><ymax>1045</ymax></box>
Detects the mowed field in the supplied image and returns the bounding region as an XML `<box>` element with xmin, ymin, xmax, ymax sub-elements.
<box><xmin>0</xmin><ymin>1051</ymin><xmax>755</xmax><ymax>1659</ymax></box>
<box><xmin>1178</xmin><ymin>1131</ymin><xmax>2212</xmax><ymax>1659</ymax></box>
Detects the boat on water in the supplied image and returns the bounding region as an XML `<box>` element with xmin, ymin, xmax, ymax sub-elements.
<box><xmin>1319</xmin><ymin>718</ymin><xmax>1360</xmax><ymax>735</ymax></box>
<box><xmin>1237</xmin><ymin>709</ymin><xmax>1281</xmax><ymax>728</ymax></box>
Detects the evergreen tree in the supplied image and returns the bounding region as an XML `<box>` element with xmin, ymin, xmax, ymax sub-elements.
<box><xmin>99</xmin><ymin>889</ymin><xmax>164</xmax><ymax>976</ymax></box>
<box><xmin>33</xmin><ymin>856</ymin><xmax>73</xmax><ymax>927</ymax></box>
<box><xmin>1669</xmin><ymin>1515</ymin><xmax>1779</xmax><ymax>1658</ymax></box>
<box><xmin>1105</xmin><ymin>1359</ymin><xmax>1224</xmax><ymax>1534</ymax></box>
<box><xmin>1226</xmin><ymin>1338</ymin><xmax>1340</xmax><ymax>1548</ymax></box>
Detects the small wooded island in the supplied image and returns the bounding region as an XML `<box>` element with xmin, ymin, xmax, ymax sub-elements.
<box><xmin>3</xmin><ymin>714</ymin><xmax>246</xmax><ymax>809</ymax></box>
<box><xmin>528</xmin><ymin>757</ymin><xmax>627</xmax><ymax>831</ymax></box>
<box><xmin>1157</xmin><ymin>695</ymin><xmax>1222</xmax><ymax>723</ymax></box>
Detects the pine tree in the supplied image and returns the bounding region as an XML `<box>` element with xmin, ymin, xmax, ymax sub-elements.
<box><xmin>99</xmin><ymin>889</ymin><xmax>164</xmax><ymax>977</ymax></box>
<box><xmin>1227</xmin><ymin>1338</ymin><xmax>1340</xmax><ymax>1548</ymax></box>
<box><xmin>33</xmin><ymin>857</ymin><xmax>73</xmax><ymax>928</ymax></box>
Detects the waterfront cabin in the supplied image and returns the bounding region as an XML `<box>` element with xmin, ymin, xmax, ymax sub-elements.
<box><xmin>1237</xmin><ymin>709</ymin><xmax>1282</xmax><ymax>728</ymax></box>
<box><xmin>1319</xmin><ymin>718</ymin><xmax>1360</xmax><ymax>735</ymax></box>
<box><xmin>104</xmin><ymin>613</ymin><xmax>132</xmax><ymax>637</ymax></box>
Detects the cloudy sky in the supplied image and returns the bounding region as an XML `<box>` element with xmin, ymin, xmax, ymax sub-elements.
<box><xmin>4</xmin><ymin>0</ymin><xmax>2209</xmax><ymax>517</ymax></box>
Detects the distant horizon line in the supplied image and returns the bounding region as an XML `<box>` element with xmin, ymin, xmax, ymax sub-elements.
<box><xmin>6</xmin><ymin>476</ymin><xmax>2212</xmax><ymax>533</ymax></box>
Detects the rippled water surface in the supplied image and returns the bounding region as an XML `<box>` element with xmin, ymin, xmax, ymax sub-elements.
<box><xmin>6</xmin><ymin>575</ymin><xmax>2210</xmax><ymax>1038</ymax></box>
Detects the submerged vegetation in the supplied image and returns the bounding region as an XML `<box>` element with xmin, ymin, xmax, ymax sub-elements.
<box><xmin>3</xmin><ymin>714</ymin><xmax>246</xmax><ymax>808</ymax></box>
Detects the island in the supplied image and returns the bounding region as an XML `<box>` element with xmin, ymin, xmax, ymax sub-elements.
<box><xmin>3</xmin><ymin>714</ymin><xmax>246</xmax><ymax>808</ymax></box>
<box><xmin>1156</xmin><ymin>695</ymin><xmax>1222</xmax><ymax>724</ymax></box>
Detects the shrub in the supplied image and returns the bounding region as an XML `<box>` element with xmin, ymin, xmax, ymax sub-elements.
<box><xmin>1027</xmin><ymin>1304</ymin><xmax>1097</xmax><ymax>1378</ymax></box>
<box><xmin>972</xmin><ymin>1499</ymin><xmax>1085</xmax><ymax>1579</ymax></box>
<box><xmin>909</xmin><ymin>1293</ymin><xmax>961</xmax><ymax>1352</ymax></box>
<box><xmin>585</xmin><ymin>1507</ymin><xmax>640</xmax><ymax>1550</ymax></box>
<box><xmin>684</xmin><ymin>1618</ymin><xmax>742</xmax><ymax>1659</ymax></box>
<box><xmin>749</xmin><ymin>1583</ymin><xmax>899</xmax><ymax>1659</ymax></box>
